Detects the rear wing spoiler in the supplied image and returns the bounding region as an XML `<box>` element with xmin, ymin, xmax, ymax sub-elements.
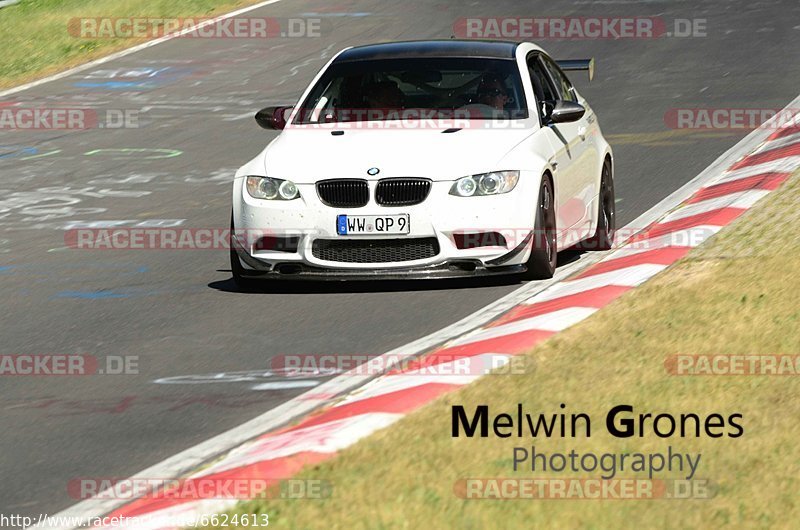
<box><xmin>557</xmin><ymin>59</ymin><xmax>595</xmax><ymax>82</ymax></box>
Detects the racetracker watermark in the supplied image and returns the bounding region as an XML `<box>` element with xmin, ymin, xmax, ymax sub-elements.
<box><xmin>0</xmin><ymin>108</ymin><xmax>140</xmax><ymax>130</ymax></box>
<box><xmin>63</xmin><ymin>226</ymin><xmax>720</xmax><ymax>251</ymax></box>
<box><xmin>451</xmin><ymin>226</ymin><xmax>719</xmax><ymax>251</ymax></box>
<box><xmin>453</xmin><ymin>17</ymin><xmax>707</xmax><ymax>39</ymax></box>
<box><xmin>285</xmin><ymin>108</ymin><xmax>528</xmax><ymax>130</ymax></box>
<box><xmin>666</xmin><ymin>354</ymin><xmax>800</xmax><ymax>375</ymax></box>
<box><xmin>69</xmin><ymin>477</ymin><xmax>332</xmax><ymax>500</ymax></box>
<box><xmin>67</xmin><ymin>17</ymin><xmax>321</xmax><ymax>39</ymax></box>
<box><xmin>0</xmin><ymin>355</ymin><xmax>138</xmax><ymax>376</ymax></box>
<box><xmin>270</xmin><ymin>353</ymin><xmax>529</xmax><ymax>376</ymax></box>
<box><xmin>453</xmin><ymin>478</ymin><xmax>716</xmax><ymax>499</ymax></box>
<box><xmin>665</xmin><ymin>108</ymin><xmax>800</xmax><ymax>130</ymax></box>
<box><xmin>65</xmin><ymin>228</ymin><xmax>264</xmax><ymax>250</ymax></box>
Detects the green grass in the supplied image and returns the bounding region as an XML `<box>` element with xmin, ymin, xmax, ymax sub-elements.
<box><xmin>0</xmin><ymin>0</ymin><xmax>261</xmax><ymax>88</ymax></box>
<box><xmin>208</xmin><ymin>170</ymin><xmax>800</xmax><ymax>529</ymax></box>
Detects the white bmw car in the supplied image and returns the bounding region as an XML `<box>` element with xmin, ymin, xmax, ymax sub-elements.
<box><xmin>230</xmin><ymin>40</ymin><xmax>614</xmax><ymax>284</ymax></box>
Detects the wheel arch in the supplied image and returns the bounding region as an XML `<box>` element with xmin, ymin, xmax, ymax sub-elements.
<box><xmin>541</xmin><ymin>169</ymin><xmax>556</xmax><ymax>221</ymax></box>
<box><xmin>599</xmin><ymin>149</ymin><xmax>613</xmax><ymax>189</ymax></box>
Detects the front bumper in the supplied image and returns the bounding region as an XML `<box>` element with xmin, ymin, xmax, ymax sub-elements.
<box><xmin>232</xmin><ymin>245</ymin><xmax>526</xmax><ymax>280</ymax></box>
<box><xmin>231</xmin><ymin>173</ymin><xmax>539</xmax><ymax>278</ymax></box>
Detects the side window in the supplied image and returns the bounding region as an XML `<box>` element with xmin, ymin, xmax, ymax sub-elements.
<box><xmin>541</xmin><ymin>55</ymin><xmax>577</xmax><ymax>103</ymax></box>
<box><xmin>527</xmin><ymin>55</ymin><xmax>558</xmax><ymax>123</ymax></box>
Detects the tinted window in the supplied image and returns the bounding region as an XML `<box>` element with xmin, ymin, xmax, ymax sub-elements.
<box><xmin>294</xmin><ymin>57</ymin><xmax>528</xmax><ymax>123</ymax></box>
<box><xmin>541</xmin><ymin>55</ymin><xmax>577</xmax><ymax>103</ymax></box>
<box><xmin>527</xmin><ymin>58</ymin><xmax>557</xmax><ymax>103</ymax></box>
<box><xmin>527</xmin><ymin>55</ymin><xmax>559</xmax><ymax>123</ymax></box>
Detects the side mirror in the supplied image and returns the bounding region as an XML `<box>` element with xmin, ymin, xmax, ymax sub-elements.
<box><xmin>549</xmin><ymin>100</ymin><xmax>585</xmax><ymax>124</ymax></box>
<box><xmin>255</xmin><ymin>106</ymin><xmax>292</xmax><ymax>130</ymax></box>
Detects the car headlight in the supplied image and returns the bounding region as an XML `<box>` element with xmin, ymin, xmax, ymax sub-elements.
<box><xmin>245</xmin><ymin>176</ymin><xmax>300</xmax><ymax>200</ymax></box>
<box><xmin>449</xmin><ymin>171</ymin><xmax>520</xmax><ymax>197</ymax></box>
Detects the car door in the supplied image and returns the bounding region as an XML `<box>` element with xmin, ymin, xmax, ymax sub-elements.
<box><xmin>527</xmin><ymin>54</ymin><xmax>591</xmax><ymax>236</ymax></box>
<box><xmin>539</xmin><ymin>54</ymin><xmax>598</xmax><ymax>236</ymax></box>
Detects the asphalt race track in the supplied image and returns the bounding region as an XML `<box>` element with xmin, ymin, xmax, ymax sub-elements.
<box><xmin>1</xmin><ymin>0</ymin><xmax>799</xmax><ymax>517</ymax></box>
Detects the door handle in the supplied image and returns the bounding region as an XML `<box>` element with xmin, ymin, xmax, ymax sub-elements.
<box><xmin>578</xmin><ymin>126</ymin><xmax>587</xmax><ymax>141</ymax></box>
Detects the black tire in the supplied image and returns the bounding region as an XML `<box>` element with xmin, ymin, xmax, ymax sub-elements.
<box><xmin>583</xmin><ymin>159</ymin><xmax>615</xmax><ymax>251</ymax></box>
<box><xmin>524</xmin><ymin>176</ymin><xmax>557</xmax><ymax>280</ymax></box>
<box><xmin>229</xmin><ymin>212</ymin><xmax>256</xmax><ymax>291</ymax></box>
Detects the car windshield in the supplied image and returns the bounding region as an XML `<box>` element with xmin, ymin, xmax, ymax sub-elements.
<box><xmin>293</xmin><ymin>57</ymin><xmax>528</xmax><ymax>123</ymax></box>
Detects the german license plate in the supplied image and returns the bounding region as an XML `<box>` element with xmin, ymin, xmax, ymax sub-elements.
<box><xmin>337</xmin><ymin>214</ymin><xmax>410</xmax><ymax>235</ymax></box>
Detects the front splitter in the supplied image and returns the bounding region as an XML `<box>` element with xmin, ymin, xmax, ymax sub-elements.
<box><xmin>236</xmin><ymin>253</ymin><xmax>525</xmax><ymax>281</ymax></box>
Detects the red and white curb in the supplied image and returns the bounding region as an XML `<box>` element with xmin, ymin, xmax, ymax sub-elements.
<box><xmin>65</xmin><ymin>110</ymin><xmax>800</xmax><ymax>529</ymax></box>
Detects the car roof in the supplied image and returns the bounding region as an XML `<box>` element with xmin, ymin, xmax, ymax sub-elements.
<box><xmin>335</xmin><ymin>40</ymin><xmax>520</xmax><ymax>62</ymax></box>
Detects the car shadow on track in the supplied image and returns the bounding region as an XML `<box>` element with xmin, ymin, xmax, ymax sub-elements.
<box><xmin>208</xmin><ymin>274</ymin><xmax>520</xmax><ymax>294</ymax></box>
<box><xmin>208</xmin><ymin>249</ymin><xmax>586</xmax><ymax>295</ymax></box>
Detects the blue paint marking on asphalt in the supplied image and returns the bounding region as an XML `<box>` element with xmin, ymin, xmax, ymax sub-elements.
<box><xmin>0</xmin><ymin>146</ymin><xmax>38</xmax><ymax>159</ymax></box>
<box><xmin>73</xmin><ymin>81</ymin><xmax>151</xmax><ymax>89</ymax></box>
<box><xmin>73</xmin><ymin>67</ymin><xmax>197</xmax><ymax>90</ymax></box>
<box><xmin>55</xmin><ymin>290</ymin><xmax>131</xmax><ymax>299</ymax></box>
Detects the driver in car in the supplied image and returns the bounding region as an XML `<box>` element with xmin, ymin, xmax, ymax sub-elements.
<box><xmin>476</xmin><ymin>74</ymin><xmax>510</xmax><ymax>111</ymax></box>
<box><xmin>367</xmin><ymin>81</ymin><xmax>404</xmax><ymax>108</ymax></box>
<box><xmin>458</xmin><ymin>73</ymin><xmax>511</xmax><ymax>119</ymax></box>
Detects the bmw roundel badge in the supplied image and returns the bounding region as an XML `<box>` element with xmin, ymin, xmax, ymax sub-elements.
<box><xmin>367</xmin><ymin>167</ymin><xmax>380</xmax><ymax>176</ymax></box>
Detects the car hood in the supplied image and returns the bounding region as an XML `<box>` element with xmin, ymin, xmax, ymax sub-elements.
<box><xmin>260</xmin><ymin>126</ymin><xmax>535</xmax><ymax>183</ymax></box>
